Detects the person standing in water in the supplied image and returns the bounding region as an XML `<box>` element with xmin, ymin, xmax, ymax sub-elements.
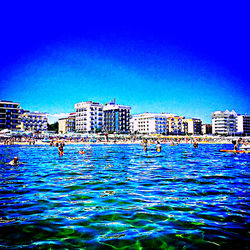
<box><xmin>193</xmin><ymin>141</ymin><xmax>198</xmax><ymax>148</ymax></box>
<box><xmin>156</xmin><ymin>141</ymin><xmax>161</xmax><ymax>152</ymax></box>
<box><xmin>233</xmin><ymin>138</ymin><xmax>242</xmax><ymax>151</ymax></box>
<box><xmin>58</xmin><ymin>143</ymin><xmax>64</xmax><ymax>157</ymax></box>
<box><xmin>143</xmin><ymin>139</ymin><xmax>148</xmax><ymax>152</ymax></box>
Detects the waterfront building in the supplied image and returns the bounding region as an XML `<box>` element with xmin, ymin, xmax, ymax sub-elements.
<box><xmin>236</xmin><ymin>115</ymin><xmax>250</xmax><ymax>135</ymax></box>
<box><xmin>75</xmin><ymin>101</ymin><xmax>103</xmax><ymax>133</ymax></box>
<box><xmin>0</xmin><ymin>100</ymin><xmax>21</xmax><ymax>130</ymax></box>
<box><xmin>183</xmin><ymin>118</ymin><xmax>202</xmax><ymax>135</ymax></box>
<box><xmin>58</xmin><ymin>118</ymin><xmax>67</xmax><ymax>134</ymax></box>
<box><xmin>167</xmin><ymin>116</ymin><xmax>185</xmax><ymax>135</ymax></box>
<box><xmin>130</xmin><ymin>115</ymin><xmax>139</xmax><ymax>133</ymax></box>
<box><xmin>202</xmin><ymin>124</ymin><xmax>212</xmax><ymax>135</ymax></box>
<box><xmin>67</xmin><ymin>112</ymin><xmax>76</xmax><ymax>132</ymax></box>
<box><xmin>103</xmin><ymin>100</ymin><xmax>131</xmax><ymax>133</ymax></box>
<box><xmin>20</xmin><ymin>111</ymin><xmax>48</xmax><ymax>133</ymax></box>
<box><xmin>130</xmin><ymin>113</ymin><xmax>176</xmax><ymax>134</ymax></box>
<box><xmin>211</xmin><ymin>110</ymin><xmax>237</xmax><ymax>135</ymax></box>
<box><xmin>58</xmin><ymin>113</ymin><xmax>76</xmax><ymax>134</ymax></box>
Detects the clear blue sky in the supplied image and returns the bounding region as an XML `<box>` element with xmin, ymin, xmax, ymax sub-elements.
<box><xmin>0</xmin><ymin>2</ymin><xmax>249</xmax><ymax>124</ymax></box>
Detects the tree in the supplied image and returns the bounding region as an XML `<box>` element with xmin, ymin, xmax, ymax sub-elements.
<box><xmin>48</xmin><ymin>122</ymin><xmax>58</xmax><ymax>133</ymax></box>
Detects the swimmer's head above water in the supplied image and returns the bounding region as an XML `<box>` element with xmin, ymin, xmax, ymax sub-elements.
<box><xmin>9</xmin><ymin>157</ymin><xmax>18</xmax><ymax>165</ymax></box>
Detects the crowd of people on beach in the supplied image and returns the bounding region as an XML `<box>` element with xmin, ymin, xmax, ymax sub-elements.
<box><xmin>3</xmin><ymin>137</ymin><xmax>36</xmax><ymax>145</ymax></box>
<box><xmin>2</xmin><ymin>134</ymin><xmax>248</xmax><ymax>145</ymax></box>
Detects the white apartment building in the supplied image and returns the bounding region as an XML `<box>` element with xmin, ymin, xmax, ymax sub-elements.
<box><xmin>211</xmin><ymin>110</ymin><xmax>237</xmax><ymax>135</ymax></box>
<box><xmin>183</xmin><ymin>118</ymin><xmax>202</xmax><ymax>135</ymax></box>
<box><xmin>236</xmin><ymin>115</ymin><xmax>250</xmax><ymax>135</ymax></box>
<box><xmin>75</xmin><ymin>101</ymin><xmax>103</xmax><ymax>133</ymax></box>
<box><xmin>20</xmin><ymin>111</ymin><xmax>48</xmax><ymax>133</ymax></box>
<box><xmin>103</xmin><ymin>100</ymin><xmax>131</xmax><ymax>133</ymax></box>
<box><xmin>130</xmin><ymin>113</ymin><xmax>176</xmax><ymax>134</ymax></box>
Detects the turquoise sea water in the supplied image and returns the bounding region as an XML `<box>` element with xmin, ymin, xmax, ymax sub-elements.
<box><xmin>0</xmin><ymin>144</ymin><xmax>249</xmax><ymax>249</ymax></box>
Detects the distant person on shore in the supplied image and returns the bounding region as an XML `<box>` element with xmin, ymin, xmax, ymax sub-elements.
<box><xmin>9</xmin><ymin>157</ymin><xmax>19</xmax><ymax>165</ymax></box>
<box><xmin>58</xmin><ymin>143</ymin><xmax>64</xmax><ymax>157</ymax></box>
<box><xmin>156</xmin><ymin>141</ymin><xmax>161</xmax><ymax>152</ymax></box>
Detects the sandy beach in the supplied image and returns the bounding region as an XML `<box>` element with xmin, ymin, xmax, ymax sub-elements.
<box><xmin>0</xmin><ymin>140</ymin><xmax>232</xmax><ymax>146</ymax></box>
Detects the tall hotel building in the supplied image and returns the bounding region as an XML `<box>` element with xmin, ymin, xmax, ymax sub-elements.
<box><xmin>167</xmin><ymin>116</ymin><xmax>186</xmax><ymax>135</ymax></box>
<box><xmin>211</xmin><ymin>110</ymin><xmax>237</xmax><ymax>135</ymax></box>
<box><xmin>20</xmin><ymin>111</ymin><xmax>48</xmax><ymax>133</ymax></box>
<box><xmin>0</xmin><ymin>100</ymin><xmax>21</xmax><ymax>130</ymax></box>
<box><xmin>103</xmin><ymin>100</ymin><xmax>131</xmax><ymax>133</ymax></box>
<box><xmin>67</xmin><ymin>112</ymin><xmax>76</xmax><ymax>132</ymax></box>
<box><xmin>183</xmin><ymin>118</ymin><xmax>202</xmax><ymax>135</ymax></box>
<box><xmin>202</xmin><ymin>124</ymin><xmax>212</xmax><ymax>135</ymax></box>
<box><xmin>130</xmin><ymin>113</ymin><xmax>176</xmax><ymax>134</ymax></box>
<box><xmin>75</xmin><ymin>101</ymin><xmax>103</xmax><ymax>133</ymax></box>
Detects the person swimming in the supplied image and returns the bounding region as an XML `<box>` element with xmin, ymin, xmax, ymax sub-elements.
<box><xmin>79</xmin><ymin>150</ymin><xmax>85</xmax><ymax>154</ymax></box>
<box><xmin>193</xmin><ymin>141</ymin><xmax>198</xmax><ymax>148</ymax></box>
<box><xmin>9</xmin><ymin>157</ymin><xmax>19</xmax><ymax>165</ymax></box>
<box><xmin>170</xmin><ymin>140</ymin><xmax>177</xmax><ymax>146</ymax></box>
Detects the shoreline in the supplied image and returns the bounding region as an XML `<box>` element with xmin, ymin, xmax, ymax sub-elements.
<box><xmin>0</xmin><ymin>141</ymin><xmax>232</xmax><ymax>146</ymax></box>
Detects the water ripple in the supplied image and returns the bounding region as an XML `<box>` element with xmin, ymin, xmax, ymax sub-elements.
<box><xmin>0</xmin><ymin>144</ymin><xmax>249</xmax><ymax>249</ymax></box>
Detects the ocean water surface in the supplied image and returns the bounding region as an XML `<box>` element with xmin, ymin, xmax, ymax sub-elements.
<box><xmin>0</xmin><ymin>144</ymin><xmax>249</xmax><ymax>249</ymax></box>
